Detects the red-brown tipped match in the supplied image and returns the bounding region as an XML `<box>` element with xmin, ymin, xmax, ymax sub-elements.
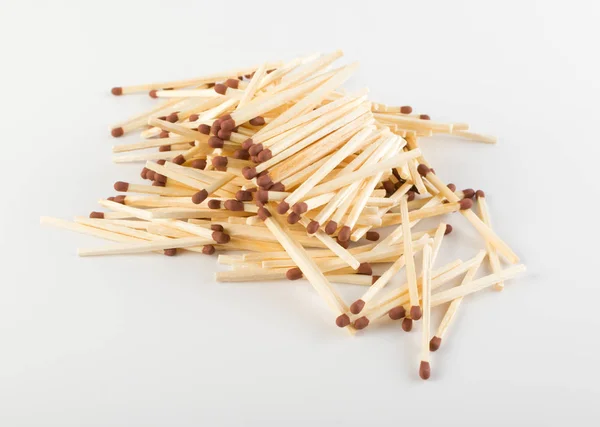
<box><xmin>388</xmin><ymin>306</ymin><xmax>406</xmax><ymax>320</ymax></box>
<box><xmin>257</xmin><ymin>149</ymin><xmax>272</xmax><ymax>162</ymax></box>
<box><xmin>459</xmin><ymin>198</ymin><xmax>473</xmax><ymax>210</ymax></box>
<box><xmin>210</xmin><ymin>224</ymin><xmax>224</xmax><ymax>232</ymax></box>
<box><xmin>159</xmin><ymin>145</ymin><xmax>171</xmax><ymax>152</ymax></box>
<box><xmin>233</xmin><ymin>149</ymin><xmax>250</xmax><ymax>160</ymax></box>
<box><xmin>214</xmin><ymin>83</ymin><xmax>227</xmax><ymax>95</ymax></box>
<box><xmin>167</xmin><ymin>113</ymin><xmax>178</xmax><ymax>123</ymax></box>
<box><xmin>111</xmin><ymin>87</ymin><xmax>123</xmax><ymax>96</ymax></box>
<box><xmin>225</xmin><ymin>78</ymin><xmax>239</xmax><ymax>89</ymax></box>
<box><xmin>152</xmin><ymin>181</ymin><xmax>165</xmax><ymax>187</ymax></box>
<box><xmin>219</xmin><ymin>114</ymin><xmax>232</xmax><ymax>121</ymax></box>
<box><xmin>270</xmin><ymin>182</ymin><xmax>285</xmax><ymax>192</ymax></box>
<box><xmin>191</xmin><ymin>159</ymin><xmax>206</xmax><ymax>170</ymax></box>
<box><xmin>149</xmin><ymin>90</ymin><xmax>158</xmax><ymax>98</ymax></box>
<box><xmin>189</xmin><ymin>114</ymin><xmax>199</xmax><ymax>122</ymax></box>
<box><xmin>476</xmin><ymin>189</ymin><xmax>485</xmax><ymax>199</ymax></box>
<box><xmin>113</xmin><ymin>181</ymin><xmax>129</xmax><ymax>192</ymax></box>
<box><xmin>324</xmin><ymin>221</ymin><xmax>337</xmax><ymax>235</ymax></box>
<box><xmin>212</xmin><ymin>156</ymin><xmax>228</xmax><ymax>169</ymax></box>
<box><xmin>212</xmin><ymin>231</ymin><xmax>230</xmax><ymax>244</ymax></box>
<box><xmin>251</xmin><ymin>155</ymin><xmax>260</xmax><ymax>163</ymax></box>
<box><xmin>350</xmin><ymin>299</ymin><xmax>366</xmax><ymax>315</ymax></box>
<box><xmin>335</xmin><ymin>314</ymin><xmax>351</xmax><ymax>328</ymax></box>
<box><xmin>410</xmin><ymin>305</ymin><xmax>423</xmax><ymax>320</ymax></box>
<box><xmin>382</xmin><ymin>180</ymin><xmax>395</xmax><ymax>194</ymax></box>
<box><xmin>407</xmin><ymin>190</ymin><xmax>416</xmax><ymax>202</ymax></box>
<box><xmin>447</xmin><ymin>183</ymin><xmax>457</xmax><ymax>192</ymax></box>
<box><xmin>197</xmin><ymin>124</ymin><xmax>210</xmax><ymax>135</ymax></box>
<box><xmin>224</xmin><ymin>200</ymin><xmax>244</xmax><ymax>211</ymax></box>
<box><xmin>419</xmin><ymin>361</ymin><xmax>431</xmax><ymax>380</ymax></box>
<box><xmin>192</xmin><ymin>189</ymin><xmax>209</xmax><ymax>204</ymax></box>
<box><xmin>217</xmin><ymin>129</ymin><xmax>232</xmax><ymax>140</ymax></box>
<box><xmin>256</xmin><ymin>189</ymin><xmax>269</xmax><ymax>203</ymax></box>
<box><xmin>146</xmin><ymin>170</ymin><xmax>156</xmax><ymax>181</ymax></box>
<box><xmin>445</xmin><ymin>224</ymin><xmax>453</xmax><ymax>235</ymax></box>
<box><xmin>242</xmin><ymin>138</ymin><xmax>254</xmax><ymax>150</ymax></box>
<box><xmin>242</xmin><ymin>167</ymin><xmax>257</xmax><ymax>180</ymax></box>
<box><xmin>208</xmin><ymin>137</ymin><xmax>224</xmax><ymax>148</ymax></box>
<box><xmin>257</xmin><ymin>207</ymin><xmax>271</xmax><ymax>221</ymax></box>
<box><xmin>462</xmin><ymin>188</ymin><xmax>475</xmax><ymax>199</ymax></box>
<box><xmin>210</xmin><ymin>123</ymin><xmax>220</xmax><ymax>136</ymax></box>
<box><xmin>286</xmin><ymin>267</ymin><xmax>302</xmax><ymax>280</ymax></box>
<box><xmin>256</xmin><ymin>174</ymin><xmax>273</xmax><ymax>188</ymax></box>
<box><xmin>366</xmin><ymin>231</ymin><xmax>379</xmax><ymax>241</ymax></box>
<box><xmin>400</xmin><ymin>106</ymin><xmax>413</xmax><ymax>114</ymax></box>
<box><xmin>89</xmin><ymin>211</ymin><xmax>104</xmax><ymax>219</ymax></box>
<box><xmin>172</xmin><ymin>155</ymin><xmax>185</xmax><ymax>165</ymax></box>
<box><xmin>419</xmin><ymin>114</ymin><xmax>431</xmax><ymax>120</ymax></box>
<box><xmin>287</xmin><ymin>212</ymin><xmax>300</xmax><ymax>224</ymax></box>
<box><xmin>402</xmin><ymin>318</ymin><xmax>413</xmax><ymax>331</ymax></box>
<box><xmin>159</xmin><ymin>130</ymin><xmax>169</xmax><ymax>138</ymax></box>
<box><xmin>417</xmin><ymin>164</ymin><xmax>431</xmax><ymax>177</ymax></box>
<box><xmin>107</xmin><ymin>197</ymin><xmax>115</xmax><ymax>202</ymax></box>
<box><xmin>372</xmin><ymin>275</ymin><xmax>380</xmax><ymax>285</ymax></box>
<box><xmin>249</xmin><ymin>116</ymin><xmax>266</xmax><ymax>126</ymax></box>
<box><xmin>162</xmin><ymin>248</ymin><xmax>176</xmax><ymax>257</ymax></box>
<box><xmin>140</xmin><ymin>167</ymin><xmax>149</xmax><ymax>179</ymax></box>
<box><xmin>276</xmin><ymin>201</ymin><xmax>289</xmax><ymax>214</ymax></box>
<box><xmin>336</xmin><ymin>238</ymin><xmax>350</xmax><ymax>249</ymax></box>
<box><xmin>307</xmin><ymin>220</ymin><xmax>320</xmax><ymax>234</ymax></box>
<box><xmin>208</xmin><ymin>199</ymin><xmax>222</xmax><ymax>209</ymax></box>
<box><xmin>292</xmin><ymin>202</ymin><xmax>308</xmax><ymax>215</ymax></box>
<box><xmin>357</xmin><ymin>263</ymin><xmax>372</xmax><ymax>275</ymax></box>
<box><xmin>111</xmin><ymin>127</ymin><xmax>124</xmax><ymax>138</ymax></box>
<box><xmin>235</xmin><ymin>190</ymin><xmax>253</xmax><ymax>202</ymax></box>
<box><xmin>113</xmin><ymin>195</ymin><xmax>126</xmax><ymax>204</ymax></box>
<box><xmin>248</xmin><ymin>143</ymin><xmax>263</xmax><ymax>156</ymax></box>
<box><xmin>202</xmin><ymin>245</ymin><xmax>216</xmax><ymax>255</ymax></box>
<box><xmin>429</xmin><ymin>336</ymin><xmax>442</xmax><ymax>351</ymax></box>
<box><xmin>154</xmin><ymin>174</ymin><xmax>167</xmax><ymax>184</ymax></box>
<box><xmin>220</xmin><ymin>119</ymin><xmax>236</xmax><ymax>132</ymax></box>
<box><xmin>338</xmin><ymin>226</ymin><xmax>351</xmax><ymax>242</ymax></box>
<box><xmin>353</xmin><ymin>316</ymin><xmax>370</xmax><ymax>330</ymax></box>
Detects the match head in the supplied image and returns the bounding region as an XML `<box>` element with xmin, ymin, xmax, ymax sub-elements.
<box><xmin>242</xmin><ymin>167</ymin><xmax>257</xmax><ymax>180</ymax></box>
<box><xmin>159</xmin><ymin>131</ymin><xmax>169</xmax><ymax>138</ymax></box>
<box><xmin>241</xmin><ymin>138</ymin><xmax>254</xmax><ymax>150</ymax></box>
<box><xmin>249</xmin><ymin>116</ymin><xmax>265</xmax><ymax>126</ymax></box>
<box><xmin>146</xmin><ymin>170</ymin><xmax>156</xmax><ymax>181</ymax></box>
<box><xmin>208</xmin><ymin>137</ymin><xmax>224</xmax><ymax>148</ymax></box>
<box><xmin>276</xmin><ymin>201</ymin><xmax>289</xmax><ymax>214</ymax></box>
<box><xmin>154</xmin><ymin>174</ymin><xmax>167</xmax><ymax>184</ymax></box>
<box><xmin>202</xmin><ymin>245</ymin><xmax>216</xmax><ymax>255</ymax></box>
<box><xmin>167</xmin><ymin>113</ymin><xmax>178</xmax><ymax>123</ymax></box>
<box><xmin>219</xmin><ymin>114</ymin><xmax>232</xmax><ymax>121</ymax></box>
<box><xmin>419</xmin><ymin>361</ymin><xmax>431</xmax><ymax>380</ymax></box>
<box><xmin>149</xmin><ymin>90</ymin><xmax>158</xmax><ymax>98</ymax></box>
<box><xmin>248</xmin><ymin>143</ymin><xmax>263</xmax><ymax>156</ymax></box>
<box><xmin>366</xmin><ymin>231</ymin><xmax>380</xmax><ymax>241</ymax></box>
<box><xmin>429</xmin><ymin>336</ymin><xmax>442</xmax><ymax>352</ymax></box>
<box><xmin>192</xmin><ymin>189</ymin><xmax>209</xmax><ymax>204</ymax></box>
<box><xmin>220</xmin><ymin>119</ymin><xmax>236</xmax><ymax>132</ymax></box>
<box><xmin>410</xmin><ymin>305</ymin><xmax>423</xmax><ymax>320</ymax></box>
<box><xmin>233</xmin><ymin>149</ymin><xmax>250</xmax><ymax>160</ymax></box>
<box><xmin>306</xmin><ymin>220</ymin><xmax>320</xmax><ymax>234</ymax></box>
<box><xmin>286</xmin><ymin>267</ymin><xmax>302</xmax><ymax>280</ymax></box>
<box><xmin>419</xmin><ymin>114</ymin><xmax>431</xmax><ymax>120</ymax></box>
<box><xmin>235</xmin><ymin>190</ymin><xmax>253</xmax><ymax>202</ymax></box>
<box><xmin>140</xmin><ymin>167</ymin><xmax>149</xmax><ymax>179</ymax></box>
<box><xmin>372</xmin><ymin>275</ymin><xmax>380</xmax><ymax>285</ymax></box>
<box><xmin>113</xmin><ymin>195</ymin><xmax>126</xmax><ymax>204</ymax></box>
<box><xmin>402</xmin><ymin>318</ymin><xmax>413</xmax><ymax>332</ymax></box>
<box><xmin>198</xmin><ymin>124</ymin><xmax>211</xmax><ymax>135</ymax></box>
<box><xmin>172</xmin><ymin>155</ymin><xmax>185</xmax><ymax>165</ymax></box>
<box><xmin>163</xmin><ymin>248</ymin><xmax>177</xmax><ymax>256</ymax></box>
<box><xmin>324</xmin><ymin>221</ymin><xmax>338</xmax><ymax>235</ymax></box>
<box><xmin>382</xmin><ymin>180</ymin><xmax>395</xmax><ymax>194</ymax></box>
<box><xmin>257</xmin><ymin>149</ymin><xmax>272</xmax><ymax>163</ymax></box>
<box><xmin>212</xmin><ymin>231</ymin><xmax>230</xmax><ymax>244</ymax></box>
<box><xmin>357</xmin><ymin>263</ymin><xmax>372</xmax><ymax>275</ymax></box>
<box><xmin>214</xmin><ymin>83</ymin><xmax>227</xmax><ymax>95</ymax></box>
<box><xmin>350</xmin><ymin>299</ymin><xmax>366</xmax><ymax>315</ymax></box>
<box><xmin>462</xmin><ymin>188</ymin><xmax>475</xmax><ymax>199</ymax></box>
<box><xmin>211</xmin><ymin>156</ymin><xmax>228</xmax><ymax>169</ymax></box>
<box><xmin>159</xmin><ymin>145</ymin><xmax>171</xmax><ymax>152</ymax></box>
<box><xmin>353</xmin><ymin>316</ymin><xmax>370</xmax><ymax>330</ymax></box>
<box><xmin>217</xmin><ymin>130</ymin><xmax>232</xmax><ymax>140</ymax></box>
<box><xmin>224</xmin><ymin>200</ymin><xmax>244</xmax><ymax>211</ymax></box>
<box><xmin>111</xmin><ymin>127</ymin><xmax>124</xmax><ymax>138</ymax></box>
<box><xmin>292</xmin><ymin>202</ymin><xmax>308</xmax><ymax>215</ymax></box>
<box><xmin>189</xmin><ymin>114</ymin><xmax>199</xmax><ymax>122</ymax></box>
<box><xmin>445</xmin><ymin>224</ymin><xmax>453</xmax><ymax>235</ymax></box>
<box><xmin>407</xmin><ymin>190</ymin><xmax>416</xmax><ymax>202</ymax></box>
<box><xmin>257</xmin><ymin>207</ymin><xmax>272</xmax><ymax>221</ymax></box>
<box><xmin>400</xmin><ymin>106</ymin><xmax>413</xmax><ymax>114</ymax></box>
<box><xmin>256</xmin><ymin>174</ymin><xmax>273</xmax><ymax>188</ymax></box>
<box><xmin>459</xmin><ymin>198</ymin><xmax>473</xmax><ymax>210</ymax></box>
<box><xmin>210</xmin><ymin>123</ymin><xmax>221</xmax><ymax>136</ymax></box>
<box><xmin>256</xmin><ymin>189</ymin><xmax>269</xmax><ymax>204</ymax></box>
<box><xmin>388</xmin><ymin>306</ymin><xmax>406</xmax><ymax>320</ymax></box>
<box><xmin>287</xmin><ymin>212</ymin><xmax>300</xmax><ymax>224</ymax></box>
<box><xmin>191</xmin><ymin>159</ymin><xmax>207</xmax><ymax>170</ymax></box>
<box><xmin>335</xmin><ymin>314</ymin><xmax>351</xmax><ymax>328</ymax></box>
<box><xmin>152</xmin><ymin>181</ymin><xmax>165</xmax><ymax>187</ymax></box>
<box><xmin>338</xmin><ymin>226</ymin><xmax>351</xmax><ymax>242</ymax></box>
<box><xmin>208</xmin><ymin>199</ymin><xmax>222</xmax><ymax>209</ymax></box>
<box><xmin>210</xmin><ymin>224</ymin><xmax>224</xmax><ymax>232</ymax></box>
<box><xmin>89</xmin><ymin>211</ymin><xmax>104</xmax><ymax>219</ymax></box>
<box><xmin>113</xmin><ymin>181</ymin><xmax>129</xmax><ymax>192</ymax></box>
<box><xmin>417</xmin><ymin>164</ymin><xmax>431</xmax><ymax>177</ymax></box>
<box><xmin>110</xmin><ymin>86</ymin><xmax>123</xmax><ymax>96</ymax></box>
<box><xmin>476</xmin><ymin>189</ymin><xmax>485</xmax><ymax>199</ymax></box>
<box><xmin>225</xmin><ymin>78</ymin><xmax>239</xmax><ymax>89</ymax></box>
<box><xmin>270</xmin><ymin>182</ymin><xmax>285</xmax><ymax>192</ymax></box>
<box><xmin>447</xmin><ymin>183</ymin><xmax>457</xmax><ymax>192</ymax></box>
<box><xmin>336</xmin><ymin>238</ymin><xmax>350</xmax><ymax>249</ymax></box>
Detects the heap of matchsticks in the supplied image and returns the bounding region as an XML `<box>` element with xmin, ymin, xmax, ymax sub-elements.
<box><xmin>41</xmin><ymin>51</ymin><xmax>525</xmax><ymax>380</ymax></box>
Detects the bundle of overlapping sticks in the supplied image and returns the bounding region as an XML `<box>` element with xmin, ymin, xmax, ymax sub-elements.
<box><xmin>41</xmin><ymin>51</ymin><xmax>525</xmax><ymax>379</ymax></box>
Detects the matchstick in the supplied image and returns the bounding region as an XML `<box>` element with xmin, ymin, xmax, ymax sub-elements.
<box><xmin>419</xmin><ymin>243</ymin><xmax>432</xmax><ymax>380</ymax></box>
<box><xmin>476</xmin><ymin>190</ymin><xmax>504</xmax><ymax>291</ymax></box>
<box><xmin>401</xmin><ymin>195</ymin><xmax>421</xmax><ymax>320</ymax></box>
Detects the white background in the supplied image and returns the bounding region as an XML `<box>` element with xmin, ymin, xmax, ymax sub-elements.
<box><xmin>1</xmin><ymin>0</ymin><xmax>599</xmax><ymax>425</ymax></box>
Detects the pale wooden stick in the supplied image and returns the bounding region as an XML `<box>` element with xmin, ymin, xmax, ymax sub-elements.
<box><xmin>112</xmin><ymin>136</ymin><xmax>191</xmax><ymax>153</ymax></box>
<box><xmin>237</xmin><ymin>63</ymin><xmax>268</xmax><ymax>109</ymax></box>
<box><xmin>78</xmin><ymin>236</ymin><xmax>213</xmax><ymax>256</ymax></box>
<box><xmin>450</xmin><ymin>130</ymin><xmax>497</xmax><ymax>144</ymax></box>
<box><xmin>98</xmin><ymin>200</ymin><xmax>154</xmax><ymax>221</ymax></box>
<box><xmin>419</xmin><ymin>244</ymin><xmax>433</xmax><ymax>380</ymax></box>
<box><xmin>401</xmin><ymin>195</ymin><xmax>421</xmax><ymax>320</ymax></box>
<box><xmin>41</xmin><ymin>216</ymin><xmax>145</xmax><ymax>244</ymax></box>
<box><xmin>113</xmin><ymin>150</ymin><xmax>187</xmax><ymax>163</ymax></box>
<box><xmin>477</xmin><ymin>191</ymin><xmax>504</xmax><ymax>290</ymax></box>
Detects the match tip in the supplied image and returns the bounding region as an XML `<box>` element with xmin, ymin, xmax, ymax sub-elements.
<box><xmin>214</xmin><ymin>83</ymin><xmax>227</xmax><ymax>95</ymax></box>
<box><xmin>159</xmin><ymin>130</ymin><xmax>169</xmax><ymax>138</ymax></box>
<box><xmin>459</xmin><ymin>198</ymin><xmax>473</xmax><ymax>210</ymax></box>
<box><xmin>111</xmin><ymin>127</ymin><xmax>124</xmax><ymax>138</ymax></box>
<box><xmin>357</xmin><ymin>262</ymin><xmax>372</xmax><ymax>275</ymax></box>
<box><xmin>159</xmin><ymin>145</ymin><xmax>171</xmax><ymax>152</ymax></box>
<box><xmin>400</xmin><ymin>106</ymin><xmax>413</xmax><ymax>114</ymax></box>
<box><xmin>248</xmin><ymin>143</ymin><xmax>263</xmax><ymax>156</ymax></box>
<box><xmin>402</xmin><ymin>318</ymin><xmax>413</xmax><ymax>332</ymax></box>
<box><xmin>220</xmin><ymin>119</ymin><xmax>236</xmax><ymax>132</ymax></box>
<box><xmin>429</xmin><ymin>336</ymin><xmax>442</xmax><ymax>352</ymax></box>
<box><xmin>257</xmin><ymin>149</ymin><xmax>272</xmax><ymax>163</ymax></box>
<box><xmin>208</xmin><ymin>136</ymin><xmax>224</xmax><ymax>149</ymax></box>
<box><xmin>242</xmin><ymin>166</ymin><xmax>257</xmax><ymax>180</ymax></box>
<box><xmin>210</xmin><ymin>224</ymin><xmax>224</xmax><ymax>232</ymax></box>
<box><xmin>270</xmin><ymin>182</ymin><xmax>285</xmax><ymax>192</ymax></box>
<box><xmin>324</xmin><ymin>221</ymin><xmax>337</xmax><ymax>235</ymax></box>
<box><xmin>167</xmin><ymin>113</ymin><xmax>178</xmax><ymax>123</ymax></box>
<box><xmin>366</xmin><ymin>231</ymin><xmax>380</xmax><ymax>241</ymax></box>
<box><xmin>257</xmin><ymin>207</ymin><xmax>272</xmax><ymax>221</ymax></box>
<box><xmin>140</xmin><ymin>167</ymin><xmax>149</xmax><ymax>180</ymax></box>
<box><xmin>476</xmin><ymin>189</ymin><xmax>485</xmax><ymax>199</ymax></box>
<box><xmin>113</xmin><ymin>195</ymin><xmax>126</xmax><ymax>204</ymax></box>
<box><xmin>462</xmin><ymin>188</ymin><xmax>475</xmax><ymax>199</ymax></box>
<box><xmin>233</xmin><ymin>149</ymin><xmax>250</xmax><ymax>160</ymax></box>
<box><xmin>447</xmin><ymin>183</ymin><xmax>457</xmax><ymax>192</ymax></box>
<box><xmin>382</xmin><ymin>180</ymin><xmax>395</xmax><ymax>194</ymax></box>
<box><xmin>292</xmin><ymin>202</ymin><xmax>308</xmax><ymax>215</ymax></box>
<box><xmin>256</xmin><ymin>174</ymin><xmax>273</xmax><ymax>188</ymax></box>
<box><xmin>249</xmin><ymin>116</ymin><xmax>266</xmax><ymax>126</ymax></box>
<box><xmin>353</xmin><ymin>316</ymin><xmax>370</xmax><ymax>330</ymax></box>
<box><xmin>256</xmin><ymin>189</ymin><xmax>269</xmax><ymax>204</ymax></box>
<box><xmin>276</xmin><ymin>201</ymin><xmax>290</xmax><ymax>215</ymax></box>
<box><xmin>307</xmin><ymin>220</ymin><xmax>320</xmax><ymax>234</ymax></box>
<box><xmin>241</xmin><ymin>138</ymin><xmax>254</xmax><ymax>150</ymax></box>
<box><xmin>217</xmin><ymin>129</ymin><xmax>231</xmax><ymax>140</ymax></box>
<box><xmin>335</xmin><ymin>314</ymin><xmax>351</xmax><ymax>328</ymax></box>
<box><xmin>225</xmin><ymin>78</ymin><xmax>239</xmax><ymax>89</ymax></box>
<box><xmin>224</xmin><ymin>200</ymin><xmax>244</xmax><ymax>212</ymax></box>
<box><xmin>198</xmin><ymin>124</ymin><xmax>211</xmax><ymax>135</ymax></box>
<box><xmin>172</xmin><ymin>155</ymin><xmax>185</xmax><ymax>165</ymax></box>
<box><xmin>410</xmin><ymin>305</ymin><xmax>422</xmax><ymax>320</ymax></box>
<box><xmin>417</xmin><ymin>164</ymin><xmax>431</xmax><ymax>177</ymax></box>
<box><xmin>189</xmin><ymin>114</ymin><xmax>199</xmax><ymax>122</ymax></box>
<box><xmin>149</xmin><ymin>90</ymin><xmax>158</xmax><ymax>98</ymax></box>
<box><xmin>287</xmin><ymin>212</ymin><xmax>301</xmax><ymax>224</ymax></box>
<box><xmin>208</xmin><ymin>199</ymin><xmax>222</xmax><ymax>209</ymax></box>
<box><xmin>111</xmin><ymin>87</ymin><xmax>123</xmax><ymax>96</ymax></box>
<box><xmin>212</xmin><ymin>156</ymin><xmax>228</xmax><ymax>169</ymax></box>
<box><xmin>235</xmin><ymin>190</ymin><xmax>253</xmax><ymax>202</ymax></box>
<box><xmin>372</xmin><ymin>275</ymin><xmax>380</xmax><ymax>285</ymax></box>
<box><xmin>350</xmin><ymin>299</ymin><xmax>366</xmax><ymax>315</ymax></box>
<box><xmin>338</xmin><ymin>226</ymin><xmax>351</xmax><ymax>242</ymax></box>
<box><xmin>407</xmin><ymin>190</ymin><xmax>416</xmax><ymax>201</ymax></box>
<box><xmin>212</xmin><ymin>231</ymin><xmax>230</xmax><ymax>244</ymax></box>
<box><xmin>202</xmin><ymin>245</ymin><xmax>216</xmax><ymax>255</ymax></box>
<box><xmin>419</xmin><ymin>361</ymin><xmax>431</xmax><ymax>380</ymax></box>
<box><xmin>286</xmin><ymin>267</ymin><xmax>302</xmax><ymax>280</ymax></box>
<box><xmin>113</xmin><ymin>181</ymin><xmax>129</xmax><ymax>192</ymax></box>
<box><xmin>163</xmin><ymin>248</ymin><xmax>177</xmax><ymax>257</ymax></box>
<box><xmin>419</xmin><ymin>114</ymin><xmax>431</xmax><ymax>120</ymax></box>
<box><xmin>192</xmin><ymin>189</ymin><xmax>208</xmax><ymax>204</ymax></box>
<box><xmin>388</xmin><ymin>306</ymin><xmax>406</xmax><ymax>320</ymax></box>
<box><xmin>89</xmin><ymin>211</ymin><xmax>104</xmax><ymax>219</ymax></box>
<box><xmin>336</xmin><ymin>238</ymin><xmax>350</xmax><ymax>249</ymax></box>
<box><xmin>191</xmin><ymin>159</ymin><xmax>207</xmax><ymax>170</ymax></box>
<box><xmin>445</xmin><ymin>224</ymin><xmax>453</xmax><ymax>235</ymax></box>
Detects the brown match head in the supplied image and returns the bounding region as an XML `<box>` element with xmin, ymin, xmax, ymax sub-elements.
<box><xmin>111</xmin><ymin>87</ymin><xmax>123</xmax><ymax>96</ymax></box>
<box><xmin>202</xmin><ymin>245</ymin><xmax>216</xmax><ymax>255</ymax></box>
<box><xmin>256</xmin><ymin>189</ymin><xmax>269</xmax><ymax>203</ymax></box>
<box><xmin>353</xmin><ymin>316</ymin><xmax>370</xmax><ymax>330</ymax></box>
<box><xmin>224</xmin><ymin>200</ymin><xmax>244</xmax><ymax>211</ymax></box>
<box><xmin>208</xmin><ymin>199</ymin><xmax>222</xmax><ymax>209</ymax></box>
<box><xmin>372</xmin><ymin>275</ymin><xmax>380</xmax><ymax>285</ymax></box>
<box><xmin>366</xmin><ymin>231</ymin><xmax>379</xmax><ymax>241</ymax></box>
<box><xmin>152</xmin><ymin>181</ymin><xmax>165</xmax><ymax>187</ymax></box>
<box><xmin>400</xmin><ymin>106</ymin><xmax>413</xmax><ymax>114</ymax></box>
<box><xmin>217</xmin><ymin>129</ymin><xmax>232</xmax><ymax>140</ymax></box>
<box><xmin>225</xmin><ymin>78</ymin><xmax>239</xmax><ymax>89</ymax></box>
<box><xmin>306</xmin><ymin>220</ymin><xmax>320</xmax><ymax>234</ymax></box>
<box><xmin>113</xmin><ymin>195</ymin><xmax>126</xmax><ymax>204</ymax></box>
<box><xmin>287</xmin><ymin>212</ymin><xmax>300</xmax><ymax>224</ymax></box>
<box><xmin>419</xmin><ymin>114</ymin><xmax>431</xmax><ymax>120</ymax></box>
<box><xmin>210</xmin><ymin>123</ymin><xmax>221</xmax><ymax>136</ymax></box>
<box><xmin>286</xmin><ymin>267</ymin><xmax>302</xmax><ymax>280</ymax></box>
<box><xmin>146</xmin><ymin>170</ymin><xmax>156</xmax><ymax>181</ymax></box>
<box><xmin>324</xmin><ymin>221</ymin><xmax>338</xmax><ymax>235</ymax></box>
<box><xmin>140</xmin><ymin>167</ymin><xmax>149</xmax><ymax>179</ymax></box>
<box><xmin>107</xmin><ymin>197</ymin><xmax>115</xmax><ymax>202</ymax></box>
<box><xmin>402</xmin><ymin>318</ymin><xmax>413</xmax><ymax>332</ymax></box>
<box><xmin>163</xmin><ymin>248</ymin><xmax>177</xmax><ymax>256</ymax></box>
<box><xmin>410</xmin><ymin>305</ymin><xmax>423</xmax><ymax>320</ymax></box>
<box><xmin>270</xmin><ymin>182</ymin><xmax>285</xmax><ymax>192</ymax></box>
<box><xmin>233</xmin><ymin>149</ymin><xmax>250</xmax><ymax>160</ymax></box>
<box><xmin>407</xmin><ymin>190</ymin><xmax>416</xmax><ymax>202</ymax></box>
<box><xmin>257</xmin><ymin>149</ymin><xmax>272</xmax><ymax>163</ymax></box>
<box><xmin>208</xmin><ymin>137</ymin><xmax>224</xmax><ymax>149</ymax></box>
<box><xmin>447</xmin><ymin>183</ymin><xmax>457</xmax><ymax>192</ymax></box>
<box><xmin>338</xmin><ymin>226</ymin><xmax>351</xmax><ymax>242</ymax></box>
<box><xmin>159</xmin><ymin>145</ymin><xmax>171</xmax><ymax>152</ymax></box>
<box><xmin>350</xmin><ymin>299</ymin><xmax>366</xmax><ymax>315</ymax></box>
<box><xmin>89</xmin><ymin>211</ymin><xmax>104</xmax><ymax>219</ymax></box>
<box><xmin>429</xmin><ymin>336</ymin><xmax>442</xmax><ymax>352</ymax></box>
<box><xmin>241</xmin><ymin>138</ymin><xmax>254</xmax><ymax>150</ymax></box>
<box><xmin>459</xmin><ymin>198</ymin><xmax>473</xmax><ymax>210</ymax></box>
<box><xmin>292</xmin><ymin>202</ymin><xmax>308</xmax><ymax>215</ymax></box>
<box><xmin>219</xmin><ymin>114</ymin><xmax>232</xmax><ymax>121</ymax></box>
<box><xmin>256</xmin><ymin>174</ymin><xmax>273</xmax><ymax>188</ymax></box>
<box><xmin>242</xmin><ymin>167</ymin><xmax>257</xmax><ymax>180</ymax></box>
<box><xmin>111</xmin><ymin>127</ymin><xmax>124</xmax><ymax>138</ymax></box>
<box><xmin>357</xmin><ymin>262</ymin><xmax>372</xmax><ymax>275</ymax></box>
<box><xmin>158</xmin><ymin>116</ymin><xmax>167</xmax><ymax>121</ymax></box>
<box><xmin>388</xmin><ymin>306</ymin><xmax>406</xmax><ymax>320</ymax></box>
<box><xmin>419</xmin><ymin>361</ymin><xmax>431</xmax><ymax>380</ymax></box>
<box><xmin>251</xmin><ymin>155</ymin><xmax>260</xmax><ymax>163</ymax></box>
<box><xmin>248</xmin><ymin>143</ymin><xmax>263</xmax><ymax>156</ymax></box>
<box><xmin>445</xmin><ymin>224</ymin><xmax>453</xmax><ymax>235</ymax></box>
<box><xmin>211</xmin><ymin>224</ymin><xmax>224</xmax><ymax>232</ymax></box>
<box><xmin>192</xmin><ymin>189</ymin><xmax>209</xmax><ymax>204</ymax></box>
<box><xmin>212</xmin><ymin>231</ymin><xmax>230</xmax><ymax>244</ymax></box>
<box><xmin>417</xmin><ymin>164</ymin><xmax>431</xmax><ymax>177</ymax></box>
<box><xmin>172</xmin><ymin>155</ymin><xmax>185</xmax><ymax>165</ymax></box>
<box><xmin>191</xmin><ymin>159</ymin><xmax>207</xmax><ymax>170</ymax></box>
<box><xmin>257</xmin><ymin>207</ymin><xmax>272</xmax><ymax>221</ymax></box>
<box><xmin>462</xmin><ymin>188</ymin><xmax>475</xmax><ymax>199</ymax></box>
<box><xmin>167</xmin><ymin>113</ymin><xmax>178</xmax><ymax>123</ymax></box>
<box><xmin>189</xmin><ymin>114</ymin><xmax>199</xmax><ymax>122</ymax></box>
<box><xmin>382</xmin><ymin>180</ymin><xmax>395</xmax><ymax>194</ymax></box>
<box><xmin>276</xmin><ymin>201</ymin><xmax>289</xmax><ymax>215</ymax></box>
<box><xmin>335</xmin><ymin>314</ymin><xmax>351</xmax><ymax>328</ymax></box>
<box><xmin>159</xmin><ymin>130</ymin><xmax>169</xmax><ymax>138</ymax></box>
<box><xmin>154</xmin><ymin>174</ymin><xmax>167</xmax><ymax>184</ymax></box>
<box><xmin>476</xmin><ymin>189</ymin><xmax>485</xmax><ymax>199</ymax></box>
<box><xmin>235</xmin><ymin>190</ymin><xmax>253</xmax><ymax>202</ymax></box>
<box><xmin>149</xmin><ymin>90</ymin><xmax>158</xmax><ymax>98</ymax></box>
<box><xmin>198</xmin><ymin>124</ymin><xmax>211</xmax><ymax>135</ymax></box>
<box><xmin>113</xmin><ymin>181</ymin><xmax>129</xmax><ymax>192</ymax></box>
<box><xmin>220</xmin><ymin>119</ymin><xmax>236</xmax><ymax>132</ymax></box>
<box><xmin>336</xmin><ymin>238</ymin><xmax>350</xmax><ymax>249</ymax></box>
<box><xmin>249</xmin><ymin>116</ymin><xmax>266</xmax><ymax>126</ymax></box>
<box><xmin>211</xmin><ymin>156</ymin><xmax>228</xmax><ymax>169</ymax></box>
<box><xmin>214</xmin><ymin>83</ymin><xmax>227</xmax><ymax>95</ymax></box>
